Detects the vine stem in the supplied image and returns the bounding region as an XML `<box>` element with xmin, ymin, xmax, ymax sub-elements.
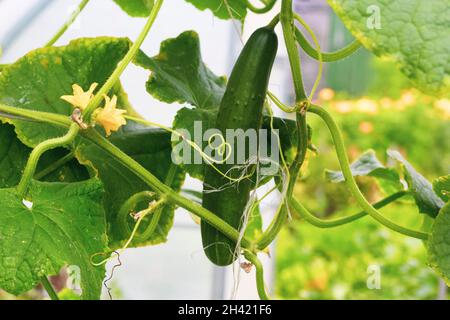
<box><xmin>0</xmin><ymin>103</ymin><xmax>72</xmax><ymax>127</ymax></box>
<box><xmin>244</xmin><ymin>252</ymin><xmax>270</xmax><ymax>300</ymax></box>
<box><xmin>290</xmin><ymin>191</ymin><xmax>407</xmax><ymax>228</ymax></box>
<box><xmin>137</xmin><ymin>164</ymin><xmax>178</xmax><ymax>241</ymax></box>
<box><xmin>280</xmin><ymin>0</ymin><xmax>307</xmax><ymax>102</ymax></box>
<box><xmin>45</xmin><ymin>0</ymin><xmax>90</xmax><ymax>47</ymax></box>
<box><xmin>255</xmin><ymin>0</ymin><xmax>310</xmax><ymax>252</ymax></box>
<box><xmin>0</xmin><ymin>103</ymin><xmax>254</xmax><ymax>249</ymax></box>
<box><xmin>308</xmin><ymin>104</ymin><xmax>429</xmax><ymax>240</ymax></box>
<box><xmin>17</xmin><ymin>123</ymin><xmax>79</xmax><ymax>198</ymax></box>
<box><xmin>116</xmin><ymin>191</ymin><xmax>157</xmax><ymax>237</ymax></box>
<box><xmin>266</xmin><ymin>14</ymin><xmax>361</xmax><ymax>62</ymax></box>
<box><xmin>83</xmin><ymin>0</ymin><xmax>164</xmax><ymax>120</ymax></box>
<box><xmin>40</xmin><ymin>276</ymin><xmax>59</xmax><ymax>300</ymax></box>
<box><xmin>294</xmin><ymin>27</ymin><xmax>361</xmax><ymax>62</ymax></box>
<box><xmin>280</xmin><ymin>0</ymin><xmax>308</xmax><ymax>195</ymax></box>
<box><xmin>246</xmin><ymin>0</ymin><xmax>277</xmax><ymax>14</ymax></box>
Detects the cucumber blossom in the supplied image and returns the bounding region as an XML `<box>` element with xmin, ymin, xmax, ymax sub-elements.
<box><xmin>201</xmin><ymin>26</ymin><xmax>278</xmax><ymax>266</ymax></box>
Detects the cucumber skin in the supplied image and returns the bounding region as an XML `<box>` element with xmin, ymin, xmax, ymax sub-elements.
<box><xmin>201</xmin><ymin>27</ymin><xmax>278</xmax><ymax>266</ymax></box>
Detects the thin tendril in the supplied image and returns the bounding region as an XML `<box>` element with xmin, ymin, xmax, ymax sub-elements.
<box><xmin>124</xmin><ymin>115</ymin><xmax>254</xmax><ymax>183</ymax></box>
<box><xmin>45</xmin><ymin>0</ymin><xmax>90</xmax><ymax>47</ymax></box>
<box><xmin>246</xmin><ymin>0</ymin><xmax>277</xmax><ymax>14</ymax></box>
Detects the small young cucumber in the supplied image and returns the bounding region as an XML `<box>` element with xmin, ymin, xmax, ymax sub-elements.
<box><xmin>201</xmin><ymin>26</ymin><xmax>278</xmax><ymax>266</ymax></box>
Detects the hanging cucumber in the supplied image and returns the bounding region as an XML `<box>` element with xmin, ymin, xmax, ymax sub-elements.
<box><xmin>201</xmin><ymin>26</ymin><xmax>278</xmax><ymax>266</ymax></box>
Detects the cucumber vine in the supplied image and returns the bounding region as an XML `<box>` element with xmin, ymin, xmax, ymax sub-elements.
<box><xmin>0</xmin><ymin>0</ymin><xmax>448</xmax><ymax>300</ymax></box>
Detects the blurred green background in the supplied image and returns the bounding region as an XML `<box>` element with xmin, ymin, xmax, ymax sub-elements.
<box><xmin>275</xmin><ymin>54</ymin><xmax>450</xmax><ymax>299</ymax></box>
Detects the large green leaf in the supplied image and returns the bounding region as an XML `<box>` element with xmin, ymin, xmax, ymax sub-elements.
<box><xmin>327</xmin><ymin>0</ymin><xmax>450</xmax><ymax>96</ymax></box>
<box><xmin>0</xmin><ymin>37</ymin><xmax>134</xmax><ymax>146</ymax></box>
<box><xmin>140</xmin><ymin>30</ymin><xmax>298</xmax><ymax>181</ymax></box>
<box><xmin>325</xmin><ymin>149</ymin><xmax>402</xmax><ymax>194</ymax></box>
<box><xmin>135</xmin><ymin>31</ymin><xmax>226</xmax><ymax>109</ymax></box>
<box><xmin>185</xmin><ymin>0</ymin><xmax>247</xmax><ymax>21</ymax></box>
<box><xmin>427</xmin><ymin>203</ymin><xmax>450</xmax><ymax>285</ymax></box>
<box><xmin>388</xmin><ymin>150</ymin><xmax>445</xmax><ymax>217</ymax></box>
<box><xmin>113</xmin><ymin>0</ymin><xmax>154</xmax><ymax>17</ymax></box>
<box><xmin>0</xmin><ymin>123</ymin><xmax>29</xmax><ymax>188</ymax></box>
<box><xmin>76</xmin><ymin>128</ymin><xmax>185</xmax><ymax>248</ymax></box>
<box><xmin>0</xmin><ymin>179</ymin><xmax>107</xmax><ymax>299</ymax></box>
<box><xmin>433</xmin><ymin>175</ymin><xmax>450</xmax><ymax>203</ymax></box>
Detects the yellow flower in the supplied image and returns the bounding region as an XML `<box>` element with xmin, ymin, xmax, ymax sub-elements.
<box><xmin>61</xmin><ymin>83</ymin><xmax>98</xmax><ymax>110</ymax></box>
<box><xmin>95</xmin><ymin>95</ymin><xmax>127</xmax><ymax>136</ymax></box>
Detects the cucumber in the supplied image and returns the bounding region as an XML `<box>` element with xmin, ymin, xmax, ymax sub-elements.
<box><xmin>201</xmin><ymin>26</ymin><xmax>278</xmax><ymax>266</ymax></box>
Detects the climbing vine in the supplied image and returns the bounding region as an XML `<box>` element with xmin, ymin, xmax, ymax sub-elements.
<box><xmin>0</xmin><ymin>0</ymin><xmax>448</xmax><ymax>300</ymax></box>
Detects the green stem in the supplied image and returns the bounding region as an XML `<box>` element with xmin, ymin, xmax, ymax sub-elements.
<box><xmin>256</xmin><ymin>204</ymin><xmax>287</xmax><ymax>250</ymax></box>
<box><xmin>17</xmin><ymin>123</ymin><xmax>79</xmax><ymax>198</ymax></box>
<box><xmin>117</xmin><ymin>191</ymin><xmax>157</xmax><ymax>237</ymax></box>
<box><xmin>35</xmin><ymin>151</ymin><xmax>75</xmax><ymax>180</ymax></box>
<box><xmin>280</xmin><ymin>0</ymin><xmax>308</xmax><ymax>194</ymax></box>
<box><xmin>280</xmin><ymin>0</ymin><xmax>307</xmax><ymax>101</ymax></box>
<box><xmin>137</xmin><ymin>164</ymin><xmax>178</xmax><ymax>241</ymax></box>
<box><xmin>294</xmin><ymin>27</ymin><xmax>361</xmax><ymax>62</ymax></box>
<box><xmin>308</xmin><ymin>104</ymin><xmax>429</xmax><ymax>240</ymax></box>
<box><xmin>83</xmin><ymin>129</ymin><xmax>253</xmax><ymax>249</ymax></box>
<box><xmin>83</xmin><ymin>0</ymin><xmax>164</xmax><ymax>120</ymax></box>
<box><xmin>267</xmin><ymin>14</ymin><xmax>280</xmax><ymax>29</ymax></box>
<box><xmin>246</xmin><ymin>0</ymin><xmax>277</xmax><ymax>14</ymax></box>
<box><xmin>0</xmin><ymin>103</ymin><xmax>72</xmax><ymax>127</ymax></box>
<box><xmin>290</xmin><ymin>191</ymin><xmax>407</xmax><ymax>228</ymax></box>
<box><xmin>40</xmin><ymin>276</ymin><xmax>59</xmax><ymax>300</ymax></box>
<box><xmin>45</xmin><ymin>0</ymin><xmax>90</xmax><ymax>47</ymax></box>
<box><xmin>255</xmin><ymin>0</ymin><xmax>311</xmax><ymax>252</ymax></box>
<box><xmin>244</xmin><ymin>252</ymin><xmax>270</xmax><ymax>300</ymax></box>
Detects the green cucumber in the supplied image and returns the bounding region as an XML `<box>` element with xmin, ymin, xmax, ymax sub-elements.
<box><xmin>201</xmin><ymin>26</ymin><xmax>278</xmax><ymax>266</ymax></box>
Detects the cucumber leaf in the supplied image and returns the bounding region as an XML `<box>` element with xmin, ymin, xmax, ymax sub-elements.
<box><xmin>135</xmin><ymin>30</ymin><xmax>226</xmax><ymax>110</ymax></box>
<box><xmin>184</xmin><ymin>0</ymin><xmax>247</xmax><ymax>21</ymax></box>
<box><xmin>388</xmin><ymin>150</ymin><xmax>445</xmax><ymax>217</ymax></box>
<box><xmin>325</xmin><ymin>149</ymin><xmax>403</xmax><ymax>194</ymax></box>
<box><xmin>433</xmin><ymin>175</ymin><xmax>450</xmax><ymax>203</ymax></box>
<box><xmin>113</xmin><ymin>0</ymin><xmax>154</xmax><ymax>17</ymax></box>
<box><xmin>327</xmin><ymin>0</ymin><xmax>450</xmax><ymax>96</ymax></box>
<box><xmin>139</xmin><ymin>30</ymin><xmax>298</xmax><ymax>181</ymax></box>
<box><xmin>0</xmin><ymin>37</ymin><xmax>135</xmax><ymax>146</ymax></box>
<box><xmin>0</xmin><ymin>179</ymin><xmax>107</xmax><ymax>299</ymax></box>
<box><xmin>0</xmin><ymin>123</ymin><xmax>29</xmax><ymax>188</ymax></box>
<box><xmin>427</xmin><ymin>203</ymin><xmax>450</xmax><ymax>285</ymax></box>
